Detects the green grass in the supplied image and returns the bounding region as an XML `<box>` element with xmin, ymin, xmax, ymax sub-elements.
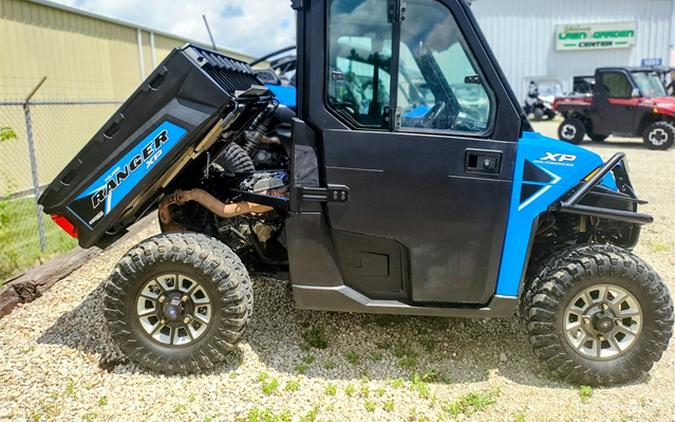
<box><xmin>0</xmin><ymin>196</ymin><xmax>78</xmax><ymax>281</ymax></box>
<box><xmin>242</xmin><ymin>408</ymin><xmax>291</xmax><ymax>422</ymax></box>
<box><xmin>284</xmin><ymin>379</ymin><xmax>301</xmax><ymax>392</ymax></box>
<box><xmin>345</xmin><ymin>351</ymin><xmax>358</xmax><ymax>364</ymax></box>
<box><xmin>301</xmin><ymin>326</ymin><xmax>328</xmax><ymax>349</ymax></box>
<box><xmin>324</xmin><ymin>383</ymin><xmax>337</xmax><ymax>396</ymax></box>
<box><xmin>578</xmin><ymin>385</ymin><xmax>593</xmax><ymax>403</ymax></box>
<box><xmin>442</xmin><ymin>389</ymin><xmax>500</xmax><ymax>417</ymax></box>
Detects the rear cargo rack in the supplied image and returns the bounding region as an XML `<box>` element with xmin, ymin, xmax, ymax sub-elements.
<box><xmin>39</xmin><ymin>44</ymin><xmax>274</xmax><ymax>248</ymax></box>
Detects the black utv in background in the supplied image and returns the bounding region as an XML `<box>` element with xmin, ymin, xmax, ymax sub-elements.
<box><xmin>554</xmin><ymin>67</ymin><xmax>675</xmax><ymax>150</ymax></box>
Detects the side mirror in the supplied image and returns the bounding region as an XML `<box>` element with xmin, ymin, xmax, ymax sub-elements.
<box><xmin>631</xmin><ymin>88</ymin><xmax>641</xmax><ymax>98</ymax></box>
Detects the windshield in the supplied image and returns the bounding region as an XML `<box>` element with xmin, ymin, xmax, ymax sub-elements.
<box><xmin>632</xmin><ymin>72</ymin><xmax>667</xmax><ymax>98</ymax></box>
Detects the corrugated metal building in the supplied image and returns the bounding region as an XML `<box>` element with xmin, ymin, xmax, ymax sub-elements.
<box><xmin>472</xmin><ymin>0</ymin><xmax>675</xmax><ymax>100</ymax></box>
<box><xmin>0</xmin><ymin>0</ymin><xmax>255</xmax><ymax>100</ymax></box>
<box><xmin>0</xmin><ymin>0</ymin><xmax>256</xmax><ymax>194</ymax></box>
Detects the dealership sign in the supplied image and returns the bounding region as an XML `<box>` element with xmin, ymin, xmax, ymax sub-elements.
<box><xmin>556</xmin><ymin>22</ymin><xmax>636</xmax><ymax>51</ymax></box>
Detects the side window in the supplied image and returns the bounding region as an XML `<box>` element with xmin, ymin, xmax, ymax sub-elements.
<box><xmin>602</xmin><ymin>72</ymin><xmax>633</xmax><ymax>98</ymax></box>
<box><xmin>327</xmin><ymin>0</ymin><xmax>393</xmax><ymax>128</ymax></box>
<box><xmin>397</xmin><ymin>0</ymin><xmax>493</xmax><ymax>133</ymax></box>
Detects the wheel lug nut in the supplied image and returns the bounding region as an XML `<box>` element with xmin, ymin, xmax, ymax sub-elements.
<box><xmin>181</xmin><ymin>295</ymin><xmax>189</xmax><ymax>302</ymax></box>
<box><xmin>598</xmin><ymin>335</ymin><xmax>605</xmax><ymax>341</ymax></box>
<box><xmin>183</xmin><ymin>317</ymin><xmax>191</xmax><ymax>324</ymax></box>
<box><xmin>583</xmin><ymin>317</ymin><xmax>591</xmax><ymax>324</ymax></box>
<box><xmin>601</xmin><ymin>303</ymin><xmax>608</xmax><ymax>311</ymax></box>
<box><xmin>615</xmin><ymin>319</ymin><xmax>623</xmax><ymax>326</ymax></box>
<box><xmin>158</xmin><ymin>296</ymin><xmax>166</xmax><ymax>303</ymax></box>
<box><xmin>160</xmin><ymin>319</ymin><xmax>167</xmax><ymax>325</ymax></box>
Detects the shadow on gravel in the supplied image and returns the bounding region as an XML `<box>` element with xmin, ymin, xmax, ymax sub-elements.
<box><xmin>36</xmin><ymin>274</ymin><xmax>605</xmax><ymax>388</ymax></box>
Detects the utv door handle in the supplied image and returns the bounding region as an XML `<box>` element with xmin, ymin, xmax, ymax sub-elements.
<box><xmin>465</xmin><ymin>149</ymin><xmax>502</xmax><ymax>175</ymax></box>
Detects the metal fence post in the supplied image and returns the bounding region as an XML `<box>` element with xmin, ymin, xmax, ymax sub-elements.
<box><xmin>23</xmin><ymin>77</ymin><xmax>48</xmax><ymax>253</ymax></box>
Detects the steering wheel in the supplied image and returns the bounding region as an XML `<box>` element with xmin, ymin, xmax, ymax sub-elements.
<box><xmin>421</xmin><ymin>101</ymin><xmax>448</xmax><ymax>129</ymax></box>
<box><xmin>332</xmin><ymin>99</ymin><xmax>360</xmax><ymax>120</ymax></box>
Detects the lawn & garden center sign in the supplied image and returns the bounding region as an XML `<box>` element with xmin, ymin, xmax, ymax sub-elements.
<box><xmin>556</xmin><ymin>21</ymin><xmax>636</xmax><ymax>51</ymax></box>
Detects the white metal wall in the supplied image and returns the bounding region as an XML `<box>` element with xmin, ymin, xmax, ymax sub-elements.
<box><xmin>471</xmin><ymin>0</ymin><xmax>674</xmax><ymax>100</ymax></box>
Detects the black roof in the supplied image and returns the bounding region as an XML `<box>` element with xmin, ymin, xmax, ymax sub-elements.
<box><xmin>596</xmin><ymin>66</ymin><xmax>670</xmax><ymax>73</ymax></box>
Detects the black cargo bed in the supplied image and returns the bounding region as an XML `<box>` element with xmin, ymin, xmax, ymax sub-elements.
<box><xmin>39</xmin><ymin>44</ymin><xmax>272</xmax><ymax>248</ymax></box>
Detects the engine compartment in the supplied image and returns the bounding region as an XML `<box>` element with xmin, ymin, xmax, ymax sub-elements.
<box><xmin>162</xmin><ymin>103</ymin><xmax>294</xmax><ymax>269</ymax></box>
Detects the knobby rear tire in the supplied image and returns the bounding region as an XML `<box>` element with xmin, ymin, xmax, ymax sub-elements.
<box><xmin>103</xmin><ymin>233</ymin><xmax>253</xmax><ymax>374</ymax></box>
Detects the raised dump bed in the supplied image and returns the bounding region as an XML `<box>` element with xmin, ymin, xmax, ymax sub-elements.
<box><xmin>39</xmin><ymin>44</ymin><xmax>272</xmax><ymax>248</ymax></box>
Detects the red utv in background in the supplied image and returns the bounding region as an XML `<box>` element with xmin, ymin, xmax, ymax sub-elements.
<box><xmin>554</xmin><ymin>67</ymin><xmax>675</xmax><ymax>150</ymax></box>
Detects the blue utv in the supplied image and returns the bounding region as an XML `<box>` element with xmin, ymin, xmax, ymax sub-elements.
<box><xmin>39</xmin><ymin>0</ymin><xmax>673</xmax><ymax>385</ymax></box>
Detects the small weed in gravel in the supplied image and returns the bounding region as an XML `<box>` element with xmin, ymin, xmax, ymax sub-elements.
<box><xmin>389</xmin><ymin>378</ymin><xmax>405</xmax><ymax>388</ymax></box>
<box><xmin>64</xmin><ymin>379</ymin><xmax>76</xmax><ymax>398</ymax></box>
<box><xmin>299</xmin><ymin>406</ymin><xmax>319</xmax><ymax>422</ymax></box>
<box><xmin>97</xmin><ymin>396</ymin><xmax>108</xmax><ymax>407</ymax></box>
<box><xmin>374</xmin><ymin>339</ymin><xmax>392</xmax><ymax>349</ymax></box>
<box><xmin>364</xmin><ymin>400</ymin><xmax>376</xmax><ymax>412</ymax></box>
<box><xmin>261</xmin><ymin>378</ymin><xmax>280</xmax><ymax>396</ymax></box>
<box><xmin>384</xmin><ymin>400</ymin><xmax>395</xmax><ymax>412</ymax></box>
<box><xmin>513</xmin><ymin>411</ymin><xmax>526</xmax><ymax>422</ymax></box>
<box><xmin>370</xmin><ymin>352</ymin><xmax>383</xmax><ymax>361</ymax></box>
<box><xmin>376</xmin><ymin>387</ymin><xmax>385</xmax><ymax>397</ymax></box>
<box><xmin>410</xmin><ymin>373</ymin><xmax>431</xmax><ymax>399</ymax></box>
<box><xmin>442</xmin><ymin>389</ymin><xmax>499</xmax><ymax>417</ymax></box>
<box><xmin>285</xmin><ymin>379</ymin><xmax>301</xmax><ymax>392</ymax></box>
<box><xmin>399</xmin><ymin>355</ymin><xmax>417</xmax><ymax>369</ymax></box>
<box><xmin>344</xmin><ymin>384</ymin><xmax>356</xmax><ymax>397</ymax></box>
<box><xmin>323</xmin><ymin>359</ymin><xmax>336</xmax><ymax>370</ymax></box>
<box><xmin>295</xmin><ymin>356</ymin><xmax>316</xmax><ymax>374</ymax></box>
<box><xmin>83</xmin><ymin>412</ymin><xmax>97</xmax><ymax>422</ymax></box>
<box><xmin>345</xmin><ymin>351</ymin><xmax>358</xmax><ymax>364</ymax></box>
<box><xmin>578</xmin><ymin>386</ymin><xmax>593</xmax><ymax>403</ymax></box>
<box><xmin>301</xmin><ymin>326</ymin><xmax>328</xmax><ymax>349</ymax></box>
<box><xmin>325</xmin><ymin>384</ymin><xmax>337</xmax><ymax>396</ymax></box>
<box><xmin>650</xmin><ymin>242</ymin><xmax>672</xmax><ymax>253</ymax></box>
<box><xmin>360</xmin><ymin>384</ymin><xmax>370</xmax><ymax>397</ymax></box>
<box><xmin>242</xmin><ymin>408</ymin><xmax>291</xmax><ymax>422</ymax></box>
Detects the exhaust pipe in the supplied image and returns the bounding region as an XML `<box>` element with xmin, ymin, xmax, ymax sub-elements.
<box><xmin>159</xmin><ymin>188</ymin><xmax>272</xmax><ymax>225</ymax></box>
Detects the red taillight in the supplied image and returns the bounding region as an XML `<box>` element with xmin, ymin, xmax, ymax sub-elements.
<box><xmin>50</xmin><ymin>214</ymin><xmax>78</xmax><ymax>238</ymax></box>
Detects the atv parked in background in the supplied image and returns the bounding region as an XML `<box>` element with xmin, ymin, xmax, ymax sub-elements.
<box><xmin>523</xmin><ymin>79</ymin><xmax>559</xmax><ymax>121</ymax></box>
<box><xmin>554</xmin><ymin>67</ymin><xmax>675</xmax><ymax>150</ymax></box>
<box><xmin>39</xmin><ymin>0</ymin><xmax>673</xmax><ymax>386</ymax></box>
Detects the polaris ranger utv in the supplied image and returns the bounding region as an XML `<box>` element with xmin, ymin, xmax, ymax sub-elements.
<box><xmin>555</xmin><ymin>67</ymin><xmax>675</xmax><ymax>150</ymax></box>
<box><xmin>39</xmin><ymin>0</ymin><xmax>672</xmax><ymax>385</ymax></box>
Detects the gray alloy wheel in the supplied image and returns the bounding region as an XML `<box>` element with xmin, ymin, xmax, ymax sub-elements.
<box><xmin>135</xmin><ymin>273</ymin><xmax>213</xmax><ymax>346</ymax></box>
<box><xmin>563</xmin><ymin>284</ymin><xmax>642</xmax><ymax>360</ymax></box>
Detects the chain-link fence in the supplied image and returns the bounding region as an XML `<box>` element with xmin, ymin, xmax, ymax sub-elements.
<box><xmin>0</xmin><ymin>97</ymin><xmax>120</xmax><ymax>280</ymax></box>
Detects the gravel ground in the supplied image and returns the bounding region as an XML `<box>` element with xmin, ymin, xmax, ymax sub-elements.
<box><xmin>1</xmin><ymin>121</ymin><xmax>674</xmax><ymax>421</ymax></box>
